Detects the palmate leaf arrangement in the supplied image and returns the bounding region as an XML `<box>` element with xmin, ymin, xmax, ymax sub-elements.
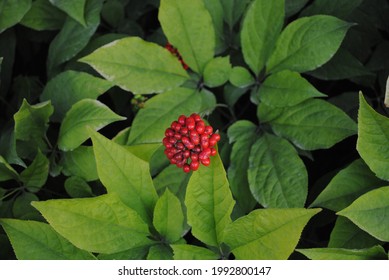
<box><xmin>0</xmin><ymin>0</ymin><xmax>388</xmax><ymax>260</ymax></box>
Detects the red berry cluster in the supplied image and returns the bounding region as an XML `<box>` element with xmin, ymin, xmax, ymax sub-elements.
<box><xmin>165</xmin><ymin>43</ymin><xmax>189</xmax><ymax>70</ymax></box>
<box><xmin>163</xmin><ymin>114</ymin><xmax>221</xmax><ymax>173</ymax></box>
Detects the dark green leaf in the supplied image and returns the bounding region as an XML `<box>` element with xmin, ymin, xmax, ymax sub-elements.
<box><xmin>0</xmin><ymin>0</ymin><xmax>31</xmax><ymax>33</ymax></box>
<box><xmin>0</xmin><ymin>219</ymin><xmax>95</xmax><ymax>259</ymax></box>
<box><xmin>49</xmin><ymin>0</ymin><xmax>86</xmax><ymax>26</ymax></box>
<box><xmin>0</xmin><ymin>156</ymin><xmax>19</xmax><ymax>182</ymax></box>
<box><xmin>32</xmin><ymin>194</ymin><xmax>153</xmax><ymax>254</ymax></box>
<box><xmin>64</xmin><ymin>176</ymin><xmax>93</xmax><ymax>198</ymax></box>
<box><xmin>248</xmin><ymin>133</ymin><xmax>308</xmax><ymax>208</ymax></box>
<box><xmin>61</xmin><ymin>146</ymin><xmax>98</xmax><ymax>182</ymax></box>
<box><xmin>241</xmin><ymin>0</ymin><xmax>284</xmax><ymax>75</ymax></box>
<box><xmin>301</xmin><ymin>0</ymin><xmax>363</xmax><ymax>19</ymax></box>
<box><xmin>159</xmin><ymin>0</ymin><xmax>215</xmax><ymax>73</ymax></box>
<box><xmin>20</xmin><ymin>150</ymin><xmax>49</xmax><ymax>190</ymax></box>
<box><xmin>79</xmin><ymin>37</ymin><xmax>189</xmax><ymax>94</ymax></box>
<box><xmin>220</xmin><ymin>0</ymin><xmax>251</xmax><ymax>28</ymax></box>
<box><xmin>297</xmin><ymin>246</ymin><xmax>387</xmax><ymax>260</ymax></box>
<box><xmin>147</xmin><ymin>244</ymin><xmax>173</xmax><ymax>260</ymax></box>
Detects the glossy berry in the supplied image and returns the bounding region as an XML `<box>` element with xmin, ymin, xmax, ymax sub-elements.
<box><xmin>162</xmin><ymin>114</ymin><xmax>221</xmax><ymax>172</ymax></box>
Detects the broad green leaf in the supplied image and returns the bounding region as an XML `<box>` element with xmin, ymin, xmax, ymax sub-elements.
<box><xmin>185</xmin><ymin>154</ymin><xmax>235</xmax><ymax>248</ymax></box>
<box><xmin>159</xmin><ymin>0</ymin><xmax>215</xmax><ymax>73</ymax></box>
<box><xmin>0</xmin><ymin>0</ymin><xmax>31</xmax><ymax>33</ymax></box>
<box><xmin>153</xmin><ymin>189</ymin><xmax>184</xmax><ymax>243</ymax></box>
<box><xmin>227</xmin><ymin>120</ymin><xmax>257</xmax><ymax>213</ymax></box>
<box><xmin>199</xmin><ymin>88</ymin><xmax>217</xmax><ymax>115</ymax></box>
<box><xmin>203</xmin><ymin>0</ymin><xmax>225</xmax><ymax>53</ymax></box>
<box><xmin>80</xmin><ymin>37</ymin><xmax>189</xmax><ymax>94</ymax></box>
<box><xmin>223</xmin><ymin>83</ymin><xmax>247</xmax><ymax>107</ymax></box>
<box><xmin>41</xmin><ymin>70</ymin><xmax>113</xmax><ymax>122</ymax></box>
<box><xmin>241</xmin><ymin>0</ymin><xmax>284</xmax><ymax>75</ymax></box>
<box><xmin>127</xmin><ymin>88</ymin><xmax>203</xmax><ymax>145</ymax></box>
<box><xmin>220</xmin><ymin>0</ymin><xmax>251</xmax><ymax>28</ymax></box>
<box><xmin>20</xmin><ymin>150</ymin><xmax>49</xmax><ymax>190</ymax></box>
<box><xmin>223</xmin><ymin>208</ymin><xmax>321</xmax><ymax>259</ymax></box>
<box><xmin>61</xmin><ymin>146</ymin><xmax>98</xmax><ymax>182</ymax></box>
<box><xmin>267</xmin><ymin>15</ymin><xmax>353</xmax><ymax>74</ymax></box>
<box><xmin>47</xmin><ymin>0</ymin><xmax>103</xmax><ymax>77</ymax></box>
<box><xmin>32</xmin><ymin>194</ymin><xmax>153</xmax><ymax>254</ymax></box>
<box><xmin>49</xmin><ymin>0</ymin><xmax>86</xmax><ymax>26</ymax></box>
<box><xmin>328</xmin><ymin>217</ymin><xmax>383</xmax><ymax>249</ymax></box>
<box><xmin>91</xmin><ymin>131</ymin><xmax>158</xmax><ymax>224</ymax></box>
<box><xmin>14</xmin><ymin>99</ymin><xmax>54</xmax><ymax>158</ymax></box>
<box><xmin>98</xmin><ymin>246</ymin><xmax>150</xmax><ymax>260</ymax></box>
<box><xmin>297</xmin><ymin>246</ymin><xmax>387</xmax><ymax>260</ymax></box>
<box><xmin>12</xmin><ymin>192</ymin><xmax>40</xmax><ymax>219</ymax></box>
<box><xmin>147</xmin><ymin>244</ymin><xmax>173</xmax><ymax>260</ymax></box>
<box><xmin>58</xmin><ymin>99</ymin><xmax>125</xmax><ymax>151</ymax></box>
<box><xmin>248</xmin><ymin>133</ymin><xmax>307</xmax><ymax>208</ymax></box>
<box><xmin>203</xmin><ymin>56</ymin><xmax>231</xmax><ymax>87</ymax></box>
<box><xmin>20</xmin><ymin>0</ymin><xmax>66</xmax><ymax>31</ymax></box>
<box><xmin>258</xmin><ymin>99</ymin><xmax>357</xmax><ymax>150</ymax></box>
<box><xmin>357</xmin><ymin>93</ymin><xmax>389</xmax><ymax>180</ymax></box>
<box><xmin>229</xmin><ymin>66</ymin><xmax>255</xmax><ymax>88</ymax></box>
<box><xmin>64</xmin><ymin>176</ymin><xmax>93</xmax><ymax>198</ymax></box>
<box><xmin>0</xmin><ymin>219</ymin><xmax>95</xmax><ymax>260</ymax></box>
<box><xmin>311</xmin><ymin>159</ymin><xmax>385</xmax><ymax>211</ymax></box>
<box><xmin>0</xmin><ymin>156</ymin><xmax>19</xmax><ymax>182</ymax></box>
<box><xmin>258</xmin><ymin>70</ymin><xmax>326</xmax><ymax>107</ymax></box>
<box><xmin>307</xmin><ymin>48</ymin><xmax>373</xmax><ymax>81</ymax></box>
<box><xmin>301</xmin><ymin>0</ymin><xmax>363</xmax><ymax>19</ymax></box>
<box><xmin>337</xmin><ymin>186</ymin><xmax>389</xmax><ymax>242</ymax></box>
<box><xmin>171</xmin><ymin>244</ymin><xmax>219</xmax><ymax>260</ymax></box>
<box><xmin>125</xmin><ymin>144</ymin><xmax>161</xmax><ymax>162</ymax></box>
<box><xmin>101</xmin><ymin>0</ymin><xmax>124</xmax><ymax>28</ymax></box>
<box><xmin>153</xmin><ymin>164</ymin><xmax>190</xmax><ymax>195</ymax></box>
<box><xmin>285</xmin><ymin>0</ymin><xmax>309</xmax><ymax>17</ymax></box>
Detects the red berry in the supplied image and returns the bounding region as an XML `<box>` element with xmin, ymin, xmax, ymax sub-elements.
<box><xmin>180</xmin><ymin>127</ymin><xmax>189</xmax><ymax>135</ymax></box>
<box><xmin>203</xmin><ymin>147</ymin><xmax>211</xmax><ymax>156</ymax></box>
<box><xmin>183</xmin><ymin>150</ymin><xmax>190</xmax><ymax>158</ymax></box>
<box><xmin>204</xmin><ymin>126</ymin><xmax>213</xmax><ymax>135</ymax></box>
<box><xmin>190</xmin><ymin>161</ymin><xmax>200</xmax><ymax>171</ymax></box>
<box><xmin>183</xmin><ymin>164</ymin><xmax>191</xmax><ymax>173</ymax></box>
<box><xmin>165</xmin><ymin>128</ymin><xmax>174</xmax><ymax>137</ymax></box>
<box><xmin>199</xmin><ymin>151</ymin><xmax>208</xmax><ymax>160</ymax></box>
<box><xmin>191</xmin><ymin>113</ymin><xmax>202</xmax><ymax>122</ymax></box>
<box><xmin>201</xmin><ymin>158</ymin><xmax>210</xmax><ymax>166</ymax></box>
<box><xmin>195</xmin><ymin>122</ymin><xmax>205</xmax><ymax>134</ymax></box>
<box><xmin>211</xmin><ymin>133</ymin><xmax>221</xmax><ymax>142</ymax></box>
<box><xmin>176</xmin><ymin>142</ymin><xmax>185</xmax><ymax>150</ymax></box>
<box><xmin>210</xmin><ymin>148</ymin><xmax>217</xmax><ymax>156</ymax></box>
<box><xmin>178</xmin><ymin>115</ymin><xmax>186</xmax><ymax>125</ymax></box>
<box><xmin>191</xmin><ymin>153</ymin><xmax>198</xmax><ymax>162</ymax></box>
<box><xmin>174</xmin><ymin>133</ymin><xmax>182</xmax><ymax>140</ymax></box>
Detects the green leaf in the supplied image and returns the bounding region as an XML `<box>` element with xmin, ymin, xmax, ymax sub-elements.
<box><xmin>171</xmin><ymin>244</ymin><xmax>219</xmax><ymax>260</ymax></box>
<box><xmin>61</xmin><ymin>146</ymin><xmax>98</xmax><ymax>182</ymax></box>
<box><xmin>285</xmin><ymin>0</ymin><xmax>309</xmax><ymax>17</ymax></box>
<box><xmin>91</xmin><ymin>131</ymin><xmax>158</xmax><ymax>224</ymax></box>
<box><xmin>220</xmin><ymin>0</ymin><xmax>251</xmax><ymax>29</ymax></box>
<box><xmin>0</xmin><ymin>156</ymin><xmax>19</xmax><ymax>182</ymax></box>
<box><xmin>306</xmin><ymin>48</ymin><xmax>373</xmax><ymax>81</ymax></box>
<box><xmin>14</xmin><ymin>99</ymin><xmax>54</xmax><ymax>157</ymax></box>
<box><xmin>223</xmin><ymin>208</ymin><xmax>321</xmax><ymax>259</ymax></box>
<box><xmin>267</xmin><ymin>15</ymin><xmax>353</xmax><ymax>74</ymax></box>
<box><xmin>159</xmin><ymin>0</ymin><xmax>215</xmax><ymax>73</ymax></box>
<box><xmin>125</xmin><ymin>144</ymin><xmax>161</xmax><ymax>162</ymax></box>
<box><xmin>12</xmin><ymin>192</ymin><xmax>40</xmax><ymax>219</ymax></box>
<box><xmin>258</xmin><ymin>70</ymin><xmax>326</xmax><ymax>107</ymax></box>
<box><xmin>248</xmin><ymin>133</ymin><xmax>308</xmax><ymax>208</ymax></box>
<box><xmin>20</xmin><ymin>150</ymin><xmax>49</xmax><ymax>190</ymax></box>
<box><xmin>185</xmin><ymin>154</ymin><xmax>235</xmax><ymax>248</ymax></box>
<box><xmin>0</xmin><ymin>219</ymin><xmax>95</xmax><ymax>260</ymax></box>
<box><xmin>229</xmin><ymin>66</ymin><xmax>255</xmax><ymax>88</ymax></box>
<box><xmin>357</xmin><ymin>93</ymin><xmax>389</xmax><ymax>180</ymax></box>
<box><xmin>241</xmin><ymin>0</ymin><xmax>284</xmax><ymax>75</ymax></box>
<box><xmin>64</xmin><ymin>176</ymin><xmax>94</xmax><ymax>198</ymax></box>
<box><xmin>32</xmin><ymin>194</ymin><xmax>153</xmax><ymax>254</ymax></box>
<box><xmin>0</xmin><ymin>0</ymin><xmax>32</xmax><ymax>33</ymax></box>
<box><xmin>49</xmin><ymin>0</ymin><xmax>86</xmax><ymax>26</ymax></box>
<box><xmin>203</xmin><ymin>0</ymin><xmax>225</xmax><ymax>53</ymax></box>
<box><xmin>328</xmin><ymin>217</ymin><xmax>383</xmax><ymax>249</ymax></box>
<box><xmin>20</xmin><ymin>0</ymin><xmax>66</xmax><ymax>31</ymax></box>
<box><xmin>127</xmin><ymin>88</ymin><xmax>203</xmax><ymax>145</ymax></box>
<box><xmin>227</xmin><ymin>120</ymin><xmax>257</xmax><ymax>213</ymax></box>
<box><xmin>47</xmin><ymin>0</ymin><xmax>103</xmax><ymax>77</ymax></box>
<box><xmin>98</xmin><ymin>246</ymin><xmax>150</xmax><ymax>260</ymax></box>
<box><xmin>337</xmin><ymin>186</ymin><xmax>389</xmax><ymax>242</ymax></box>
<box><xmin>203</xmin><ymin>56</ymin><xmax>231</xmax><ymax>88</ymax></box>
<box><xmin>311</xmin><ymin>159</ymin><xmax>385</xmax><ymax>211</ymax></box>
<box><xmin>297</xmin><ymin>246</ymin><xmax>387</xmax><ymax>260</ymax></box>
<box><xmin>258</xmin><ymin>99</ymin><xmax>357</xmax><ymax>150</ymax></box>
<box><xmin>300</xmin><ymin>0</ymin><xmax>363</xmax><ymax>19</ymax></box>
<box><xmin>58</xmin><ymin>99</ymin><xmax>125</xmax><ymax>151</ymax></box>
<box><xmin>153</xmin><ymin>164</ymin><xmax>190</xmax><ymax>195</ymax></box>
<box><xmin>153</xmin><ymin>189</ymin><xmax>184</xmax><ymax>243</ymax></box>
<box><xmin>41</xmin><ymin>70</ymin><xmax>113</xmax><ymax>122</ymax></box>
<box><xmin>80</xmin><ymin>37</ymin><xmax>189</xmax><ymax>94</ymax></box>
<box><xmin>147</xmin><ymin>244</ymin><xmax>173</xmax><ymax>260</ymax></box>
